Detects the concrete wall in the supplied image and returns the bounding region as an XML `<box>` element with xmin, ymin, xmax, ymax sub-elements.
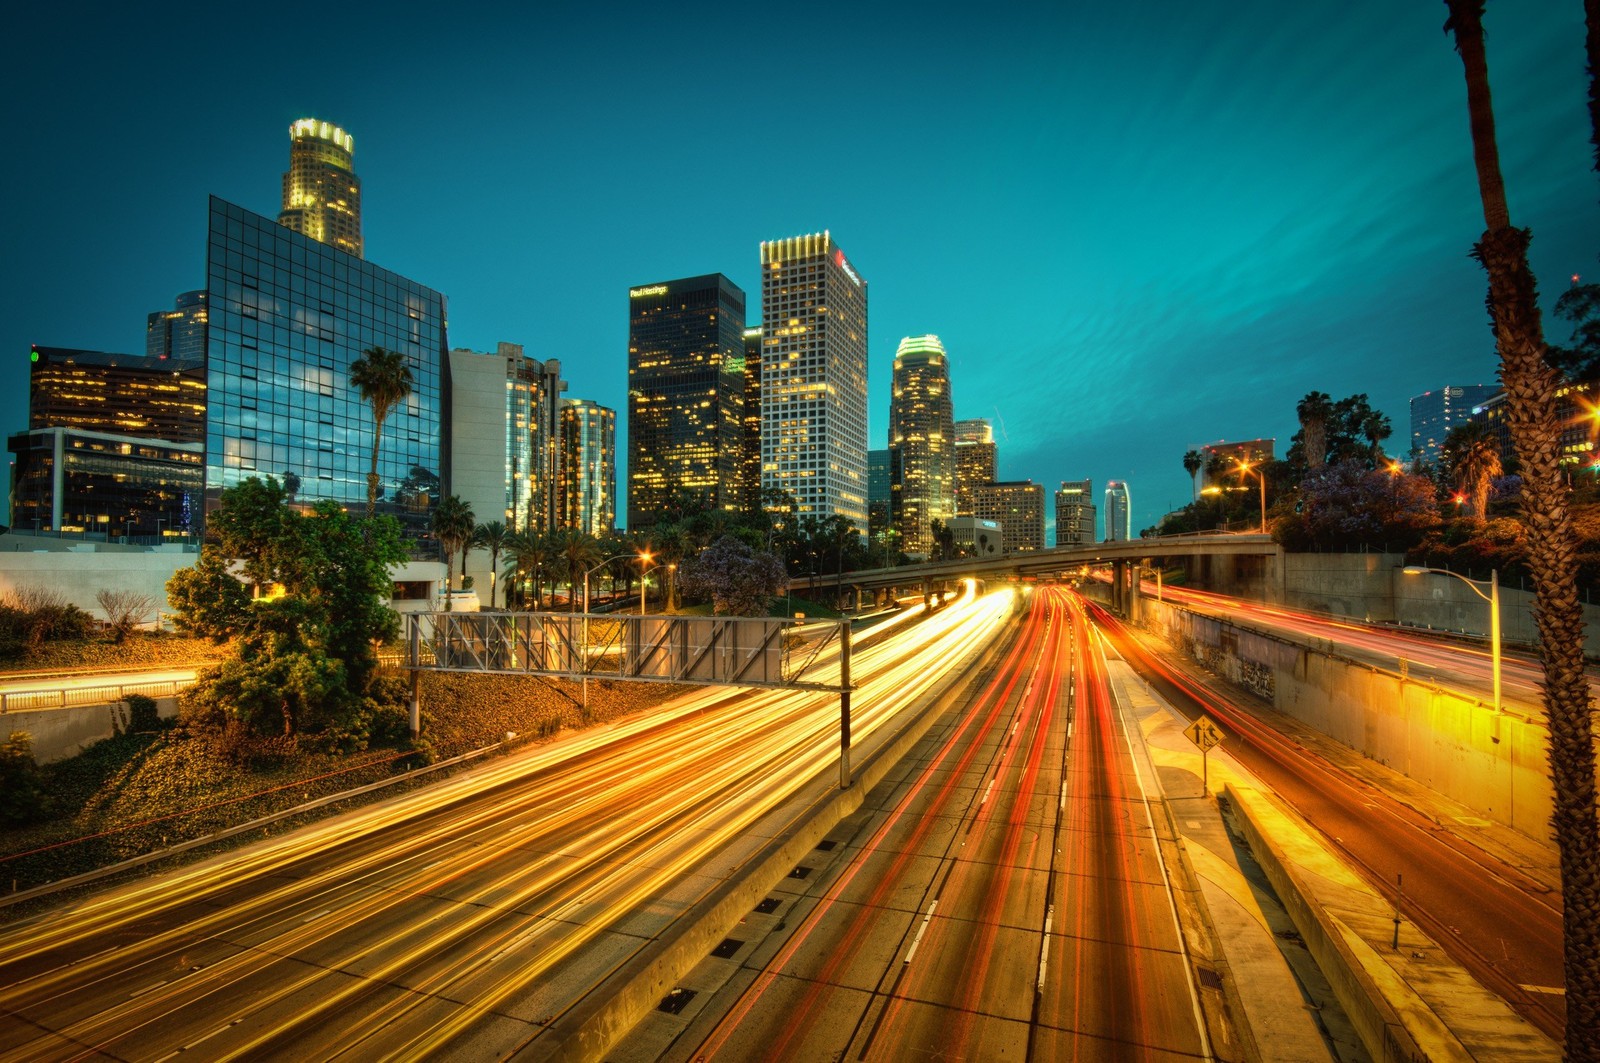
<box><xmin>6</xmin><ymin>696</ymin><xmax>180</xmax><ymax>763</ymax></box>
<box><xmin>1282</xmin><ymin>552</ymin><xmax>1403</xmax><ymax>622</ymax></box>
<box><xmin>1148</xmin><ymin>600</ymin><xmax>1553</xmax><ymax>838</ymax></box>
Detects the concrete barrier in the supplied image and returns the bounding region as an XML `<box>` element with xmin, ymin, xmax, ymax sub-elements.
<box><xmin>4</xmin><ymin>696</ymin><xmax>180</xmax><ymax>763</ymax></box>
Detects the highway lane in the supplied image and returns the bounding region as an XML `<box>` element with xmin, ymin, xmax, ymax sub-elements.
<box><xmin>1090</xmin><ymin>599</ymin><xmax>1567</xmax><ymax>1042</ymax></box>
<box><xmin>0</xmin><ymin>588</ymin><xmax>1010</xmax><ymax>1061</ymax></box>
<box><xmin>676</xmin><ymin>586</ymin><xmax>1212</xmax><ymax>1061</ymax></box>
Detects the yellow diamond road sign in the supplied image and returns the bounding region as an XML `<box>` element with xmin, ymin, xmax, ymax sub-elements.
<box><xmin>1184</xmin><ymin>716</ymin><xmax>1224</xmax><ymax>752</ymax></box>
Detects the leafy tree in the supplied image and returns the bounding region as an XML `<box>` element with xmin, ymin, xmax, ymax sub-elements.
<box><xmin>1441</xmin><ymin>421</ymin><xmax>1503</xmax><ymax>519</ymax></box>
<box><xmin>430</xmin><ymin>495</ymin><xmax>475</xmax><ymax>608</ymax></box>
<box><xmin>0</xmin><ymin>732</ymin><xmax>50</xmax><ymax>824</ymax></box>
<box><xmin>1272</xmin><ymin>460</ymin><xmax>1439</xmax><ymax>551</ymax></box>
<box><xmin>1182</xmin><ymin>449</ymin><xmax>1203</xmax><ymax>501</ymax></box>
<box><xmin>1547</xmin><ymin>280</ymin><xmax>1600</xmax><ymax>382</ymax></box>
<box><xmin>1446</xmin><ymin>5</ymin><xmax>1599</xmax><ymax>1049</ymax></box>
<box><xmin>471</xmin><ymin>520</ymin><xmax>512</xmax><ymax>608</ymax></box>
<box><xmin>166</xmin><ymin>476</ymin><xmax>407</xmax><ymax>744</ymax></box>
<box><xmin>677</xmin><ymin>535</ymin><xmax>787</xmax><ymax>616</ymax></box>
<box><xmin>348</xmin><ymin>346</ymin><xmax>414</xmax><ymax>520</ymax></box>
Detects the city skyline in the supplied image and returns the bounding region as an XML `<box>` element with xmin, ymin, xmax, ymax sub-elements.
<box><xmin>4</xmin><ymin>1</ymin><xmax>1595</xmax><ymax>533</ymax></box>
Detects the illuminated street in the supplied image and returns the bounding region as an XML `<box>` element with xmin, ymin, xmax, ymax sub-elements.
<box><xmin>0</xmin><ymin>593</ymin><xmax>1007</xmax><ymax>1061</ymax></box>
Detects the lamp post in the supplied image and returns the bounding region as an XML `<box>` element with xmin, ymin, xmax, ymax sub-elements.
<box><xmin>154</xmin><ymin>518</ymin><xmax>166</xmax><ymax>544</ymax></box>
<box><xmin>1236</xmin><ymin>459</ymin><xmax>1267</xmax><ymax>533</ymax></box>
<box><xmin>1401</xmin><ymin>565</ymin><xmax>1501</xmax><ymax>717</ymax></box>
<box><xmin>580</xmin><ymin>551</ymin><xmax>650</xmax><ymax>707</ymax></box>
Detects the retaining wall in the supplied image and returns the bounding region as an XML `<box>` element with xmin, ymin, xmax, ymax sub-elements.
<box><xmin>5</xmin><ymin>696</ymin><xmax>180</xmax><ymax>763</ymax></box>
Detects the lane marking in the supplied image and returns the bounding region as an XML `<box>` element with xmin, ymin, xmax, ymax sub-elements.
<box><xmin>1037</xmin><ymin>903</ymin><xmax>1055</xmax><ymax>992</ymax></box>
<box><xmin>129</xmin><ymin>980</ymin><xmax>168</xmax><ymax>998</ymax></box>
<box><xmin>904</xmin><ymin>900</ymin><xmax>939</xmax><ymax>965</ymax></box>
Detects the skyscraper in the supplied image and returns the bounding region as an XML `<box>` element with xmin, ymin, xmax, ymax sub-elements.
<box><xmin>759</xmin><ymin>232</ymin><xmax>868</xmax><ymax>530</ymax></box>
<box><xmin>1055</xmin><ymin>479</ymin><xmax>1096</xmax><ymax>546</ymax></box>
<box><xmin>889</xmin><ymin>335</ymin><xmax>955</xmax><ymax>556</ymax></box>
<box><xmin>627</xmin><ymin>274</ymin><xmax>746</xmax><ymax>528</ymax></box>
<box><xmin>741</xmin><ymin>326</ymin><xmax>763</xmax><ymax>511</ymax></box>
<box><xmin>974</xmin><ymin>480</ymin><xmax>1045</xmax><ymax>552</ymax></box>
<box><xmin>1410</xmin><ymin>385</ymin><xmax>1495</xmax><ymax>467</ymax></box>
<box><xmin>954</xmin><ymin>418</ymin><xmax>997</xmax><ymax>517</ymax></box>
<box><xmin>145</xmin><ymin>290</ymin><xmax>209</xmax><ymax>367</ymax></box>
<box><xmin>277</xmin><ymin>118</ymin><xmax>363</xmax><ymax>258</ymax></box>
<box><xmin>205</xmin><ymin>196</ymin><xmax>444</xmax><ymax>541</ymax></box>
<box><xmin>1105</xmin><ymin>480</ymin><xmax>1131</xmax><ymax>541</ymax></box>
<box><xmin>24</xmin><ymin>346</ymin><xmax>206</xmax><ymax>444</ymax></box>
<box><xmin>559</xmin><ymin>398</ymin><xmax>617</xmax><ymax>537</ymax></box>
<box><xmin>867</xmin><ymin>448</ymin><xmax>891</xmax><ymax>542</ymax></box>
<box><xmin>447</xmin><ymin>342</ymin><xmax>565</xmax><ymax>534</ymax></box>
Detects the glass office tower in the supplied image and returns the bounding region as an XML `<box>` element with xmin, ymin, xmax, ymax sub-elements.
<box><xmin>889</xmin><ymin>335</ymin><xmax>955</xmax><ymax>556</ymax></box>
<box><xmin>204</xmin><ymin>197</ymin><xmax>446</xmax><ymax>543</ymax></box>
<box><xmin>559</xmin><ymin>398</ymin><xmax>617</xmax><ymax>537</ymax></box>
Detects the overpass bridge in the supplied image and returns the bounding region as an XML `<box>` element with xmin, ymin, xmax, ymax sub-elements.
<box><xmin>792</xmin><ymin>532</ymin><xmax>1282</xmax><ymax>614</ymax></box>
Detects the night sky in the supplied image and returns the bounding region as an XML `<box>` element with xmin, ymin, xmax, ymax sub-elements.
<box><xmin>4</xmin><ymin>1</ymin><xmax>1596</xmax><ymax>534</ymax></box>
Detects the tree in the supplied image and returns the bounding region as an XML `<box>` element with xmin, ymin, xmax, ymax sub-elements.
<box><xmin>430</xmin><ymin>495</ymin><xmax>475</xmax><ymax>609</ymax></box>
<box><xmin>1297</xmin><ymin>392</ymin><xmax>1334</xmax><ymax>470</ymax></box>
<box><xmin>96</xmin><ymin>589</ymin><xmax>155</xmax><ymax>643</ymax></box>
<box><xmin>1445</xmin><ymin>4</ymin><xmax>1600</xmax><ymax>1053</ymax></box>
<box><xmin>1272</xmin><ymin>460</ymin><xmax>1440</xmax><ymax>551</ymax></box>
<box><xmin>1183</xmin><ymin>449</ymin><xmax>1203</xmax><ymax>501</ymax></box>
<box><xmin>554</xmin><ymin>528</ymin><xmax>601</xmax><ymax>611</ymax></box>
<box><xmin>166</xmin><ymin>476</ymin><xmax>406</xmax><ymax>744</ymax></box>
<box><xmin>502</xmin><ymin>530</ymin><xmax>552</xmax><ymax>610</ymax></box>
<box><xmin>677</xmin><ymin>535</ymin><xmax>787</xmax><ymax>616</ymax></box>
<box><xmin>1548</xmin><ymin>279</ymin><xmax>1600</xmax><ymax>382</ymax></box>
<box><xmin>471</xmin><ymin>520</ymin><xmax>512</xmax><ymax>608</ymax></box>
<box><xmin>1359</xmin><ymin>408</ymin><xmax>1393</xmax><ymax>465</ymax></box>
<box><xmin>348</xmin><ymin>346</ymin><xmax>414</xmax><ymax>520</ymax></box>
<box><xmin>1441</xmin><ymin>422</ymin><xmax>1503</xmax><ymax>519</ymax></box>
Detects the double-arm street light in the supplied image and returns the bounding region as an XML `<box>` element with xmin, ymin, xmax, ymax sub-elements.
<box><xmin>639</xmin><ymin>561</ymin><xmax>676</xmax><ymax>615</ymax></box>
<box><xmin>1401</xmin><ymin>565</ymin><xmax>1501</xmax><ymax>717</ymax></box>
<box><xmin>1235</xmin><ymin>459</ymin><xmax>1267</xmax><ymax>533</ymax></box>
<box><xmin>580</xmin><ymin>551</ymin><xmax>651</xmax><ymax>709</ymax></box>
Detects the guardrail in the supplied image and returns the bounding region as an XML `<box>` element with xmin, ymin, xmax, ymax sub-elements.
<box><xmin>0</xmin><ymin>678</ymin><xmax>198</xmax><ymax>714</ymax></box>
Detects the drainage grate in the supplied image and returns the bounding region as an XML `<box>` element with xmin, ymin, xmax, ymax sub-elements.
<box><xmin>788</xmin><ymin>866</ymin><xmax>812</xmax><ymax>879</ymax></box>
<box><xmin>710</xmin><ymin>938</ymin><xmax>744</xmax><ymax>959</ymax></box>
<box><xmin>815</xmin><ymin>839</ymin><xmax>837</xmax><ymax>851</ymax></box>
<box><xmin>754</xmin><ymin>898</ymin><xmax>781</xmax><ymax>914</ymax></box>
<box><xmin>658</xmin><ymin>987</ymin><xmax>697</xmax><ymax>1014</ymax></box>
<box><xmin>1197</xmin><ymin>968</ymin><xmax>1223</xmax><ymax>990</ymax></box>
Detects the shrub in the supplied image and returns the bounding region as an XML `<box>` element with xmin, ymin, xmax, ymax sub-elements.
<box><xmin>0</xmin><ymin>732</ymin><xmax>52</xmax><ymax>824</ymax></box>
<box><xmin>124</xmin><ymin>694</ymin><xmax>161</xmax><ymax>731</ymax></box>
<box><xmin>97</xmin><ymin>589</ymin><xmax>156</xmax><ymax>643</ymax></box>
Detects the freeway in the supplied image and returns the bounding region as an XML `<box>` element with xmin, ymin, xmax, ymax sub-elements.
<box><xmin>0</xmin><ymin>589</ymin><xmax>1009</xmax><ymax>1060</ymax></box>
<box><xmin>670</xmin><ymin>586</ymin><xmax>1212</xmax><ymax>1060</ymax></box>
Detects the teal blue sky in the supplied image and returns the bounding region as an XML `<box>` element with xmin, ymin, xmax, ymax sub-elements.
<box><xmin>3</xmin><ymin>0</ymin><xmax>1596</xmax><ymax>533</ymax></box>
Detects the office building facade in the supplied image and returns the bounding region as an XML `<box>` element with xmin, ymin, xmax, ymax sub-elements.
<box><xmin>277</xmin><ymin>118</ymin><xmax>363</xmax><ymax>258</ymax></box>
<box><xmin>974</xmin><ymin>480</ymin><xmax>1044</xmax><ymax>552</ymax></box>
<box><xmin>741</xmin><ymin>326</ymin><xmax>763</xmax><ymax>511</ymax></box>
<box><xmin>204</xmin><ymin>196</ymin><xmax>445</xmax><ymax>543</ymax></box>
<box><xmin>145</xmin><ymin>290</ymin><xmax>209</xmax><ymax>366</ymax></box>
<box><xmin>1105</xmin><ymin>480</ymin><xmax>1132</xmax><ymax>541</ymax></box>
<box><xmin>867</xmin><ymin>447</ymin><xmax>891</xmax><ymax>542</ymax></box>
<box><xmin>26</xmin><ymin>345</ymin><xmax>206</xmax><ymax>444</ymax></box>
<box><xmin>8</xmin><ymin>428</ymin><xmax>203</xmax><ymax>539</ymax></box>
<box><xmin>1055</xmin><ymin>479</ymin><xmax>1096</xmax><ymax>546</ymax></box>
<box><xmin>627</xmin><ymin>274</ymin><xmax>746</xmax><ymax>528</ymax></box>
<box><xmin>759</xmin><ymin>232</ymin><xmax>868</xmax><ymax>530</ymax></box>
<box><xmin>447</xmin><ymin>343</ymin><xmax>564</xmax><ymax>534</ymax></box>
<box><xmin>1411</xmin><ymin>385</ymin><xmax>1495</xmax><ymax>467</ymax></box>
<box><xmin>889</xmin><ymin>335</ymin><xmax>955</xmax><ymax>556</ymax></box>
<box><xmin>559</xmin><ymin>398</ymin><xmax>616</xmax><ymax>537</ymax></box>
<box><xmin>954</xmin><ymin>417</ymin><xmax>997</xmax><ymax>517</ymax></box>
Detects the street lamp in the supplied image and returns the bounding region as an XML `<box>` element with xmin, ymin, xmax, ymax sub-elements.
<box><xmin>1235</xmin><ymin>459</ymin><xmax>1267</xmax><ymax>534</ymax></box>
<box><xmin>580</xmin><ymin>551</ymin><xmax>650</xmax><ymax>709</ymax></box>
<box><xmin>1401</xmin><ymin>565</ymin><xmax>1501</xmax><ymax>718</ymax></box>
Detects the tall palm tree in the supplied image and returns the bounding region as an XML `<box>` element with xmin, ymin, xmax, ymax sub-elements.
<box><xmin>430</xmin><ymin>495</ymin><xmax>475</xmax><ymax>611</ymax></box>
<box><xmin>1445</xmin><ymin>4</ymin><xmax>1599</xmax><ymax>1054</ymax></box>
<box><xmin>555</xmin><ymin>528</ymin><xmax>602</xmax><ymax>612</ymax></box>
<box><xmin>471</xmin><ymin>520</ymin><xmax>512</xmax><ymax>608</ymax></box>
<box><xmin>1296</xmin><ymin>391</ymin><xmax>1334</xmax><ymax>471</ymax></box>
<box><xmin>1182</xmin><ymin>449</ymin><xmax>1203</xmax><ymax>502</ymax></box>
<box><xmin>348</xmin><ymin>346</ymin><xmax>414</xmax><ymax>520</ymax></box>
<box><xmin>1441</xmin><ymin>422</ymin><xmax>1502</xmax><ymax>520</ymax></box>
<box><xmin>1360</xmin><ymin>409</ymin><xmax>1393</xmax><ymax>467</ymax></box>
<box><xmin>503</xmin><ymin>530</ymin><xmax>552</xmax><ymax>610</ymax></box>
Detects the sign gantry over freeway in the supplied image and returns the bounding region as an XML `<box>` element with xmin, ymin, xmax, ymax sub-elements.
<box><xmin>401</xmin><ymin>611</ymin><xmax>859</xmax><ymax>787</ymax></box>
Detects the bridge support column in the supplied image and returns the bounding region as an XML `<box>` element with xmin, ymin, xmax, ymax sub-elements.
<box><xmin>1129</xmin><ymin>561</ymin><xmax>1144</xmax><ymax>623</ymax></box>
<box><xmin>407</xmin><ymin>617</ymin><xmax>422</xmax><ymax>737</ymax></box>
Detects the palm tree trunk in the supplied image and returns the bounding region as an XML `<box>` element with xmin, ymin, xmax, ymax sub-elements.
<box><xmin>1448</xmin><ymin>5</ymin><xmax>1600</xmax><ymax>1055</ymax></box>
<box><xmin>366</xmin><ymin>420</ymin><xmax>384</xmax><ymax>520</ymax></box>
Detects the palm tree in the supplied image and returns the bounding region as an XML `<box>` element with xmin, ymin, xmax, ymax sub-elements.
<box><xmin>1360</xmin><ymin>409</ymin><xmax>1393</xmax><ymax>467</ymax></box>
<box><xmin>348</xmin><ymin>346</ymin><xmax>414</xmax><ymax>520</ymax></box>
<box><xmin>471</xmin><ymin>520</ymin><xmax>512</xmax><ymax>608</ymax></box>
<box><xmin>503</xmin><ymin>530</ymin><xmax>552</xmax><ymax>609</ymax></box>
<box><xmin>1182</xmin><ymin>449</ymin><xmax>1203</xmax><ymax>502</ymax></box>
<box><xmin>1441</xmin><ymin>422</ymin><xmax>1502</xmax><ymax>520</ymax></box>
<box><xmin>1445</xmin><ymin>5</ymin><xmax>1599</xmax><ymax>1054</ymax></box>
<box><xmin>554</xmin><ymin>528</ymin><xmax>601</xmax><ymax>612</ymax></box>
<box><xmin>430</xmin><ymin>495</ymin><xmax>475</xmax><ymax>611</ymax></box>
<box><xmin>1297</xmin><ymin>391</ymin><xmax>1334</xmax><ymax>471</ymax></box>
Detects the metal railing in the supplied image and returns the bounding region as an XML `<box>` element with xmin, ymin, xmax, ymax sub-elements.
<box><xmin>0</xmin><ymin>678</ymin><xmax>197</xmax><ymax>714</ymax></box>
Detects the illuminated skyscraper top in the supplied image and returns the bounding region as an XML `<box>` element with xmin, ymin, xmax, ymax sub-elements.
<box><xmin>277</xmin><ymin>118</ymin><xmax>363</xmax><ymax>258</ymax></box>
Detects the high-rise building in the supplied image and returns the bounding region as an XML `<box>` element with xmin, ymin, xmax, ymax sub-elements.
<box><xmin>1105</xmin><ymin>480</ymin><xmax>1132</xmax><ymax>541</ymax></box>
<box><xmin>8</xmin><ymin>427</ymin><xmax>203</xmax><ymax>539</ymax></box>
<box><xmin>954</xmin><ymin>418</ymin><xmax>997</xmax><ymax>517</ymax></box>
<box><xmin>974</xmin><ymin>480</ymin><xmax>1044</xmax><ymax>552</ymax></box>
<box><xmin>559</xmin><ymin>398</ymin><xmax>617</xmax><ymax>537</ymax></box>
<box><xmin>1473</xmin><ymin>380</ymin><xmax>1598</xmax><ymax>472</ymax></box>
<box><xmin>145</xmin><ymin>290</ymin><xmax>209</xmax><ymax>366</ymax></box>
<box><xmin>1410</xmin><ymin>385</ymin><xmax>1495</xmax><ymax>467</ymax></box>
<box><xmin>759</xmin><ymin>232</ymin><xmax>868</xmax><ymax>530</ymax></box>
<box><xmin>741</xmin><ymin>326</ymin><xmax>763</xmax><ymax>511</ymax></box>
<box><xmin>447</xmin><ymin>342</ymin><xmax>564</xmax><ymax>534</ymax></box>
<box><xmin>277</xmin><ymin>118</ymin><xmax>363</xmax><ymax>258</ymax></box>
<box><xmin>205</xmin><ymin>196</ymin><xmax>444</xmax><ymax>543</ymax></box>
<box><xmin>25</xmin><ymin>345</ymin><xmax>206</xmax><ymax>444</ymax></box>
<box><xmin>1055</xmin><ymin>479</ymin><xmax>1096</xmax><ymax>546</ymax></box>
<box><xmin>627</xmin><ymin>274</ymin><xmax>747</xmax><ymax>528</ymax></box>
<box><xmin>867</xmin><ymin>447</ymin><xmax>891</xmax><ymax>542</ymax></box>
<box><xmin>889</xmin><ymin>335</ymin><xmax>955</xmax><ymax>556</ymax></box>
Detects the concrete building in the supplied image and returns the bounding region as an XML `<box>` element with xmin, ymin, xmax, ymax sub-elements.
<box><xmin>1055</xmin><ymin>479</ymin><xmax>1096</xmax><ymax>546</ymax></box>
<box><xmin>950</xmin><ymin>515</ymin><xmax>1003</xmax><ymax>557</ymax></box>
<box><xmin>954</xmin><ymin>418</ymin><xmax>997</xmax><ymax>517</ymax></box>
<box><xmin>277</xmin><ymin>117</ymin><xmax>363</xmax><ymax>258</ymax></box>
<box><xmin>559</xmin><ymin>398</ymin><xmax>616</xmax><ymax>537</ymax></box>
<box><xmin>1105</xmin><ymin>480</ymin><xmax>1131</xmax><ymax>541</ymax></box>
<box><xmin>1411</xmin><ymin>385</ymin><xmax>1496</xmax><ymax>467</ymax></box>
<box><xmin>974</xmin><ymin>480</ymin><xmax>1044</xmax><ymax>552</ymax></box>
<box><xmin>888</xmin><ymin>335</ymin><xmax>955</xmax><ymax>556</ymax></box>
<box><xmin>759</xmin><ymin>232</ymin><xmax>868</xmax><ymax>530</ymax></box>
<box><xmin>627</xmin><ymin>274</ymin><xmax>747</xmax><ymax>528</ymax></box>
